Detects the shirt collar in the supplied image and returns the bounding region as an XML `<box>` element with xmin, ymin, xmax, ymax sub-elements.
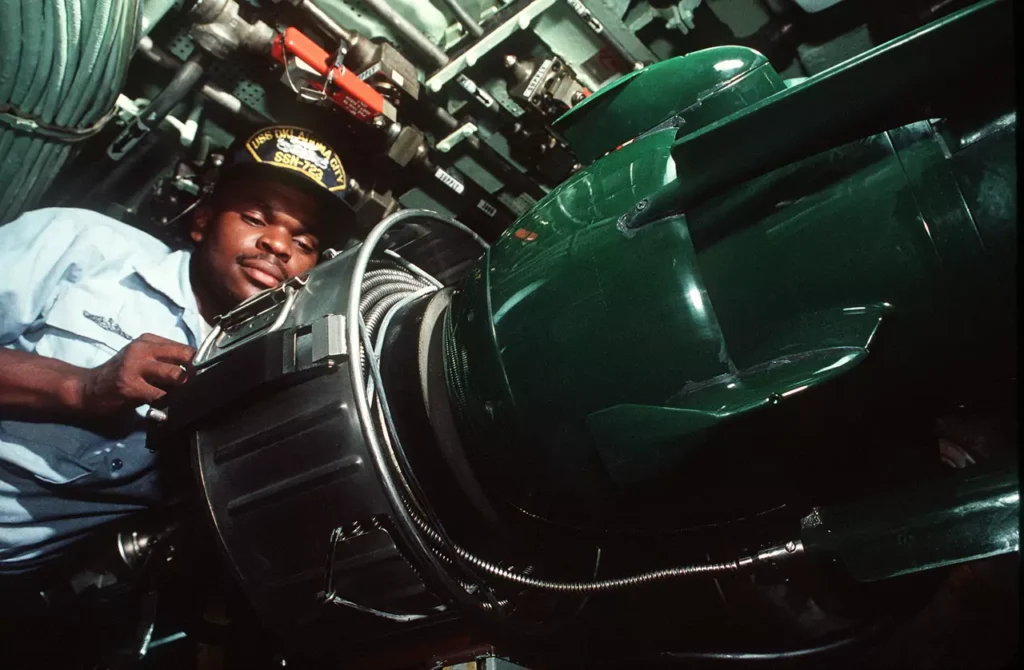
<box><xmin>132</xmin><ymin>249</ymin><xmax>194</xmax><ymax>309</ymax></box>
<box><xmin>132</xmin><ymin>249</ymin><xmax>207</xmax><ymax>345</ymax></box>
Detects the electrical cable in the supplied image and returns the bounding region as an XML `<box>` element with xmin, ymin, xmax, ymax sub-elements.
<box><xmin>0</xmin><ymin>0</ymin><xmax>140</xmax><ymax>223</ymax></box>
<box><xmin>347</xmin><ymin>210</ymin><xmax>512</xmax><ymax>625</ymax></box>
<box><xmin>382</xmin><ymin>249</ymin><xmax>445</xmax><ymax>288</ymax></box>
<box><xmin>360</xmin><ymin>309</ymin><xmax>505</xmax><ymax>613</ymax></box>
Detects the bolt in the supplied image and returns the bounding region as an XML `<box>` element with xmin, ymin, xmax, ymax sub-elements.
<box><xmin>111</xmin><ymin>458</ymin><xmax>124</xmax><ymax>472</ymax></box>
<box><xmin>571</xmin><ymin>91</ymin><xmax>586</xmax><ymax>104</ymax></box>
<box><xmin>635</xmin><ymin>198</ymin><xmax>649</xmax><ymax>211</ymax></box>
<box><xmin>785</xmin><ymin>541</ymin><xmax>797</xmax><ymax>553</ymax></box>
<box><xmin>504</xmin><ymin>54</ymin><xmax>517</xmax><ymax>68</ymax></box>
<box><xmin>372</xmin><ymin>116</ymin><xmax>386</xmax><ymax>128</ymax></box>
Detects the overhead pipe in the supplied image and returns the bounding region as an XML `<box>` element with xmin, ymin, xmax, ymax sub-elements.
<box><xmin>439</xmin><ymin>0</ymin><xmax>484</xmax><ymax>39</ymax></box>
<box><xmin>296</xmin><ymin>0</ymin><xmax>358</xmax><ymax>45</ymax></box>
<box><xmin>357</xmin><ymin>0</ymin><xmax>450</xmax><ymax>70</ymax></box>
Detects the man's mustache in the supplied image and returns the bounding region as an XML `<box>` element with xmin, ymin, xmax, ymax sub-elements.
<box><xmin>236</xmin><ymin>253</ymin><xmax>286</xmax><ymax>275</ymax></box>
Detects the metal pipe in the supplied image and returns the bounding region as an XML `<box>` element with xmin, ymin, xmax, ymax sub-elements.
<box><xmin>440</xmin><ymin>0</ymin><xmax>484</xmax><ymax>38</ymax></box>
<box><xmin>299</xmin><ymin>0</ymin><xmax>357</xmax><ymax>45</ymax></box>
<box><xmin>357</xmin><ymin>0</ymin><xmax>449</xmax><ymax>69</ymax></box>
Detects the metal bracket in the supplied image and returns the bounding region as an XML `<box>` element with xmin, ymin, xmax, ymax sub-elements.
<box><xmin>566</xmin><ymin>0</ymin><xmax>604</xmax><ymax>34</ymax></box>
<box><xmin>194</xmin><ymin>273</ymin><xmax>307</xmax><ymax>367</ymax></box>
<box><xmin>312</xmin><ymin>314</ymin><xmax>348</xmax><ymax>362</ymax></box>
<box><xmin>456</xmin><ymin>75</ymin><xmax>497</xmax><ymax>110</ymax></box>
<box><xmin>426</xmin><ymin>0</ymin><xmax>558</xmax><ymax>93</ymax></box>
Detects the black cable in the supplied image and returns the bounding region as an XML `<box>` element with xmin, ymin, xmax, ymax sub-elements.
<box><xmin>140</xmin><ymin>54</ymin><xmax>206</xmax><ymax>128</ymax></box>
<box><xmin>107</xmin><ymin>52</ymin><xmax>206</xmax><ymax>160</ymax></box>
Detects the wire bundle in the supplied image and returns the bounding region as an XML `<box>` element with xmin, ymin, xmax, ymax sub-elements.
<box><xmin>0</xmin><ymin>0</ymin><xmax>140</xmax><ymax>224</ymax></box>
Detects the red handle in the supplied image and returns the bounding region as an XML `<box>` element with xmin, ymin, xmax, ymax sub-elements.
<box><xmin>271</xmin><ymin>27</ymin><xmax>385</xmax><ymax>122</ymax></box>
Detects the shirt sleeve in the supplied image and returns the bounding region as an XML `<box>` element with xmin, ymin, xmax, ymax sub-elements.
<box><xmin>0</xmin><ymin>209</ymin><xmax>105</xmax><ymax>345</ymax></box>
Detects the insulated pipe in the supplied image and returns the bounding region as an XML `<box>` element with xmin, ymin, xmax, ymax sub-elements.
<box><xmin>440</xmin><ymin>0</ymin><xmax>484</xmax><ymax>39</ymax></box>
<box><xmin>357</xmin><ymin>0</ymin><xmax>450</xmax><ymax>69</ymax></box>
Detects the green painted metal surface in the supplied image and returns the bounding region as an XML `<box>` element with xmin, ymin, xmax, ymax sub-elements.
<box><xmin>801</xmin><ymin>465</ymin><xmax>1020</xmax><ymax>582</ymax></box>
<box><xmin>442</xmin><ymin>0</ymin><xmax>1017</xmax><ymax>534</ymax></box>
<box><xmin>619</xmin><ymin>0</ymin><xmax>1013</xmax><ymax>233</ymax></box>
<box><xmin>553</xmin><ymin>46</ymin><xmax>784</xmax><ymax>164</ymax></box>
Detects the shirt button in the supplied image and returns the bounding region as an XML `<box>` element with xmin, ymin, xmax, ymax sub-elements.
<box><xmin>111</xmin><ymin>458</ymin><xmax>124</xmax><ymax>472</ymax></box>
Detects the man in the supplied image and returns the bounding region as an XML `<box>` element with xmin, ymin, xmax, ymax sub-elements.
<box><xmin>0</xmin><ymin>125</ymin><xmax>353</xmax><ymax>571</ymax></box>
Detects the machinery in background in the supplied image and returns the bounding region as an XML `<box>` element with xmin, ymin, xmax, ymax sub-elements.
<box><xmin>143</xmin><ymin>1</ymin><xmax>1015</xmax><ymax>667</ymax></box>
<box><xmin>5</xmin><ymin>0</ymin><xmax>986</xmax><ymax>240</ymax></box>
<box><xmin>0</xmin><ymin>0</ymin><xmax>1017</xmax><ymax>668</ymax></box>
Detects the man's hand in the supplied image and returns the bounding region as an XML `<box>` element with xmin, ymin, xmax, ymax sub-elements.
<box><xmin>73</xmin><ymin>334</ymin><xmax>196</xmax><ymax>415</ymax></box>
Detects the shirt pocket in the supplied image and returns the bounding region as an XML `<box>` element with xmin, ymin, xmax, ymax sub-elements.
<box><xmin>39</xmin><ymin>284</ymin><xmax>134</xmax><ymax>365</ymax></box>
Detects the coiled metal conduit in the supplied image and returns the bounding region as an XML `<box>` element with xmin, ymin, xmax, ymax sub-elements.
<box><xmin>349</xmin><ymin>211</ymin><xmax>806</xmax><ymax>620</ymax></box>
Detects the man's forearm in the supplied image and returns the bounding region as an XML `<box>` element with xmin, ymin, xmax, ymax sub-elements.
<box><xmin>0</xmin><ymin>348</ymin><xmax>87</xmax><ymax>416</ymax></box>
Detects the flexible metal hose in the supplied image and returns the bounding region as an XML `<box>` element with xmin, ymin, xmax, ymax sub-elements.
<box><xmin>351</xmin><ymin>211</ymin><xmax>807</xmax><ymax>605</ymax></box>
<box><xmin>359</xmin><ymin>282</ymin><xmax>417</xmax><ymax>312</ymax></box>
<box><xmin>363</xmin><ymin>298</ymin><xmax>800</xmax><ymax>596</ymax></box>
<box><xmin>401</xmin><ymin>477</ymin><xmax>803</xmax><ymax>592</ymax></box>
<box><xmin>347</xmin><ymin>210</ymin><xmax>503</xmax><ymax>625</ymax></box>
<box><xmin>365</xmin><ymin>290</ymin><xmax>417</xmax><ymax>337</ymax></box>
<box><xmin>361</xmin><ymin>270</ymin><xmax>427</xmax><ymax>292</ymax></box>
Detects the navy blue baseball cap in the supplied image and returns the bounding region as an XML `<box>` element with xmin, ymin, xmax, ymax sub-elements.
<box><xmin>220</xmin><ymin>125</ymin><xmax>356</xmax><ymax>234</ymax></box>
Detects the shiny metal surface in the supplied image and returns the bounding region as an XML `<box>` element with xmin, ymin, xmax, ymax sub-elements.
<box><xmin>553</xmin><ymin>45</ymin><xmax>784</xmax><ymax>164</ymax></box>
<box><xmin>802</xmin><ymin>466</ymin><xmax>1020</xmax><ymax>582</ymax></box>
<box><xmin>442</xmin><ymin>1</ymin><xmax>1016</xmax><ymax>525</ymax></box>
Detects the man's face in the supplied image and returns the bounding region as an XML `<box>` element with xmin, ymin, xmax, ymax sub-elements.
<box><xmin>190</xmin><ymin>176</ymin><xmax>326</xmax><ymax>318</ymax></box>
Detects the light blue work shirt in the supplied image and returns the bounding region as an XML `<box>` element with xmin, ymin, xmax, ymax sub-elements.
<box><xmin>0</xmin><ymin>208</ymin><xmax>206</xmax><ymax>570</ymax></box>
